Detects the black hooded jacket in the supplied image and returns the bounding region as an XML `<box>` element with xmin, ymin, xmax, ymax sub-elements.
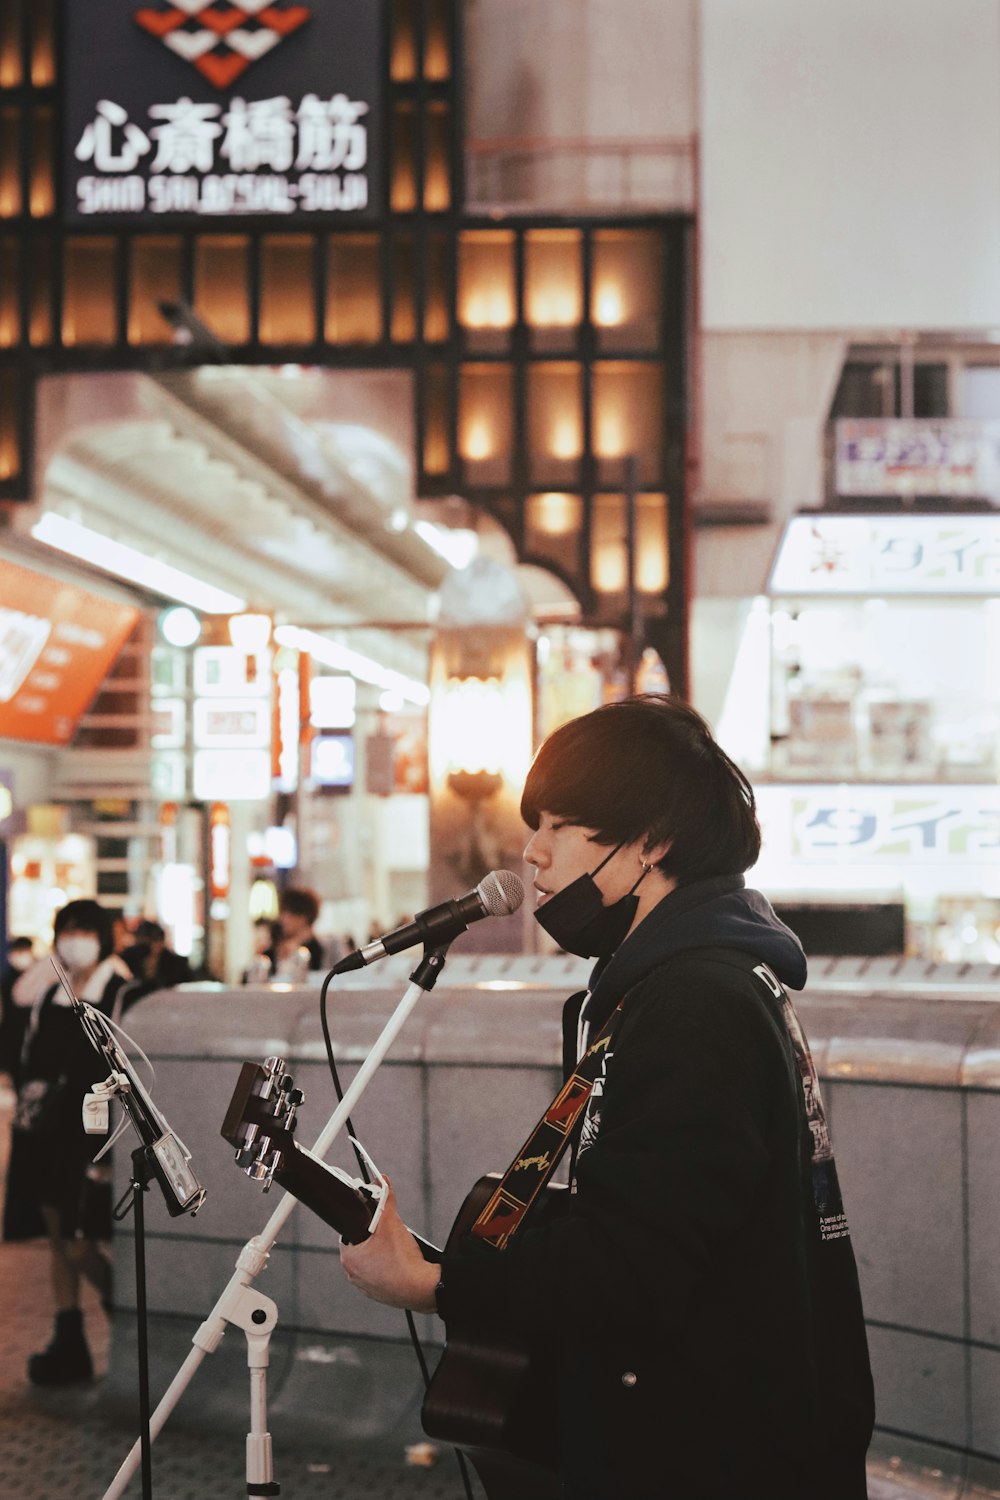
<box><xmin>435</xmin><ymin>876</ymin><xmax>875</xmax><ymax>1499</ymax></box>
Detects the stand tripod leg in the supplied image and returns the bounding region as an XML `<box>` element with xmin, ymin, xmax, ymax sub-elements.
<box><xmin>245</xmin><ymin>1318</ymin><xmax>280</xmax><ymax>1497</ymax></box>
<box><xmin>130</xmin><ymin>1147</ymin><xmax>154</xmax><ymax>1500</ymax></box>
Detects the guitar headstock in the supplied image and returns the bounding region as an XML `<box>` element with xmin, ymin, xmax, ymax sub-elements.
<box><xmin>221</xmin><ymin>1056</ymin><xmax>305</xmax><ymax>1191</ymax></box>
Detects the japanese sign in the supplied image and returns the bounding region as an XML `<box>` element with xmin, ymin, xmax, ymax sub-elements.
<box><xmin>754</xmin><ymin>784</ymin><xmax>1000</xmax><ymax>899</ymax></box>
<box><xmin>0</xmin><ymin>560</ymin><xmax>139</xmax><ymax>745</ymax></box>
<box><xmin>64</xmin><ymin>0</ymin><xmax>384</xmax><ymax>222</ymax></box>
<box><xmin>835</xmin><ymin>419</ymin><xmax>1000</xmax><ymax>499</ymax></box>
<box><xmin>769</xmin><ymin>514</ymin><xmax>1000</xmax><ymax>595</ymax></box>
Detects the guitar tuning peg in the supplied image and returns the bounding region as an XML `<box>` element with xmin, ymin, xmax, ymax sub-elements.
<box><xmin>280</xmin><ymin>1075</ymin><xmax>293</xmax><ymax>1092</ymax></box>
<box><xmin>287</xmin><ymin>1088</ymin><xmax>304</xmax><ymax>1106</ymax></box>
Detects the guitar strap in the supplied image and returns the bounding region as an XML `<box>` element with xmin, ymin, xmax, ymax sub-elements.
<box><xmin>470</xmin><ymin>996</ymin><xmax>625</xmax><ymax>1250</ymax></box>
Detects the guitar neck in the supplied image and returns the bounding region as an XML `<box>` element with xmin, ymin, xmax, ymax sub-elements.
<box><xmin>221</xmin><ymin>1060</ymin><xmax>441</xmax><ymax>1258</ymax></box>
<box><xmin>273</xmin><ymin>1143</ymin><xmax>375</xmax><ymax>1244</ymax></box>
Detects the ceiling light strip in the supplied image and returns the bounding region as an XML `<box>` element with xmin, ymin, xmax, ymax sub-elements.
<box><xmin>31</xmin><ymin>512</ymin><xmax>246</xmax><ymax>614</ymax></box>
<box><xmin>273</xmin><ymin>625</ymin><xmax>430</xmax><ymax>707</ymax></box>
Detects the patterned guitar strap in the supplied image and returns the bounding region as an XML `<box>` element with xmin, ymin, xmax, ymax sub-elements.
<box><xmin>469</xmin><ymin>996</ymin><xmax>625</xmax><ymax>1250</ymax></box>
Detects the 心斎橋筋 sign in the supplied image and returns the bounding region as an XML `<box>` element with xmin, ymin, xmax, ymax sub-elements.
<box><xmin>63</xmin><ymin>0</ymin><xmax>384</xmax><ymax>221</ymax></box>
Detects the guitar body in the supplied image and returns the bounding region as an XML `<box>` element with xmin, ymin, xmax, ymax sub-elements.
<box><xmin>421</xmin><ymin>1175</ymin><xmax>565</xmax><ymax>1500</ymax></box>
<box><xmin>222</xmin><ymin>1064</ymin><xmax>565</xmax><ymax>1500</ymax></box>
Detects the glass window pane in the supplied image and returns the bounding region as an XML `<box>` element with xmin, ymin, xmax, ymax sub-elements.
<box><xmin>0</xmin><ymin>236</ymin><xmax>17</xmax><ymax>345</ymax></box>
<box><xmin>459</xmin><ymin>363</ymin><xmax>513</xmax><ymax>485</ymax></box>
<box><xmin>29</xmin><ymin>105</ymin><xmax>54</xmax><ymax>217</ymax></box>
<box><xmin>390</xmin><ymin>233</ymin><xmax>416</xmax><ymax>342</ymax></box>
<box><xmin>913</xmin><ymin>363</ymin><xmax>949</xmax><ymax>418</ymax></box>
<box><xmin>525</xmin><ymin>229</ymin><xmax>582</xmax><ymax>351</ymax></box>
<box><xmin>425</xmin><ymin>0</ymin><xmax>452</xmax><ymax>80</ymax></box>
<box><xmin>636</xmin><ymin>493</ymin><xmax>669</xmax><ymax>593</ymax></box>
<box><xmin>458</xmin><ymin>229</ymin><xmax>514</xmax><ymax>349</ymax></box>
<box><xmin>590</xmin><ymin>492</ymin><xmax>669</xmax><ymax>598</ymax></box>
<box><xmin>326</xmin><ymin>233</ymin><xmax>381</xmax><ymax>343</ymax></box>
<box><xmin>525</xmin><ymin>492</ymin><xmax>582</xmax><ymax>580</ymax></box>
<box><xmin>424</xmin><ymin>231</ymin><xmax>450</xmax><ymax>343</ymax></box>
<box><xmin>0</xmin><ymin>107</ymin><xmax>21</xmax><ymax>217</ymax></box>
<box><xmin>527</xmin><ymin>362</ymin><xmax>583</xmax><ymax>487</ymax></box>
<box><xmin>592</xmin><ymin>361</ymin><xmax>663</xmax><ymax>485</ymax></box>
<box><xmin>29</xmin><ymin>0</ymin><xmax>55</xmax><ymax>86</ymax></box>
<box><xmin>128</xmin><ymin>236</ymin><xmax>182</xmax><ymax>345</ymax></box>
<box><xmin>260</xmin><ymin>234</ymin><xmax>315</xmax><ymax>345</ymax></box>
<box><xmin>829</xmin><ymin>362</ymin><xmax>892</xmax><ymax>420</ymax></box>
<box><xmin>0</xmin><ymin>368</ymin><xmax>19</xmax><ymax>479</ymax></box>
<box><xmin>424</xmin><ymin>103</ymin><xmax>450</xmax><ymax>211</ymax></box>
<box><xmin>391</xmin><ymin>103</ymin><xmax>418</xmax><ymax>212</ymax></box>
<box><xmin>28</xmin><ymin>234</ymin><xmax>53</xmax><ymax>344</ymax></box>
<box><xmin>63</xmin><ymin>237</ymin><xmax>118</xmax><ymax>346</ymax></box>
<box><xmin>423</xmin><ymin>364</ymin><xmax>451</xmax><ymax>477</ymax></box>
<box><xmin>591</xmin><ymin>229</ymin><xmax>662</xmax><ymax>351</ymax></box>
<box><xmin>326</xmin><ymin>232</ymin><xmax>380</xmax><ymax>343</ymax></box>
<box><xmin>193</xmin><ymin>235</ymin><xmax>249</xmax><ymax>345</ymax></box>
<box><xmin>0</xmin><ymin>0</ymin><xmax>23</xmax><ymax>88</ymax></box>
<box><xmin>390</xmin><ymin>0</ymin><xmax>418</xmax><ymax>81</ymax></box>
<box><xmin>591</xmin><ymin>494</ymin><xmax>627</xmax><ymax>596</ymax></box>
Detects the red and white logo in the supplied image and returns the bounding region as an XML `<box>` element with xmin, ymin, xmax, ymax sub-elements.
<box><xmin>134</xmin><ymin>2</ymin><xmax>312</xmax><ymax>90</ymax></box>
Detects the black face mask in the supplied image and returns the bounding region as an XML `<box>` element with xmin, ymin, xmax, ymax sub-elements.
<box><xmin>533</xmin><ymin>843</ymin><xmax>651</xmax><ymax>960</ymax></box>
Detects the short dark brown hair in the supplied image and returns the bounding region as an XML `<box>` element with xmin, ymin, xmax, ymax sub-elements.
<box><xmin>520</xmin><ymin>694</ymin><xmax>761</xmax><ymax>885</ymax></box>
<box><xmin>280</xmin><ymin>886</ymin><xmax>320</xmax><ymax>925</ymax></box>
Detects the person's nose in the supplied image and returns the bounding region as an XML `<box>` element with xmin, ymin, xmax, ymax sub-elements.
<box><xmin>523</xmin><ymin>828</ymin><xmax>547</xmax><ymax>868</ymax></box>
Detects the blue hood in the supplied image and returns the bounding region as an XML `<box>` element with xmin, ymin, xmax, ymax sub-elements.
<box><xmin>589</xmin><ymin>874</ymin><xmax>807</xmax><ymax>1014</ymax></box>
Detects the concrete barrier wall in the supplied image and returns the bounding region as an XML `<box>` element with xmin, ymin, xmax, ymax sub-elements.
<box><xmin>103</xmin><ymin>954</ymin><xmax>1000</xmax><ymax>1478</ymax></box>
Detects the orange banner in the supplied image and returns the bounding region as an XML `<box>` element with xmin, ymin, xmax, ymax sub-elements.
<box><xmin>0</xmin><ymin>559</ymin><xmax>139</xmax><ymax>745</ymax></box>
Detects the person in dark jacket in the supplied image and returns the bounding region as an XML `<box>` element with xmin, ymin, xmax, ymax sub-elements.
<box><xmin>265</xmin><ymin>886</ymin><xmax>326</xmax><ymax>978</ymax></box>
<box><xmin>121</xmin><ymin>919</ymin><xmax>195</xmax><ymax>998</ymax></box>
<box><xmin>0</xmin><ymin>934</ymin><xmax>35</xmax><ymax>1076</ymax></box>
<box><xmin>340</xmin><ymin>695</ymin><xmax>875</xmax><ymax>1499</ymax></box>
<box><xmin>3</xmin><ymin>899</ymin><xmax>139</xmax><ymax>1385</ymax></box>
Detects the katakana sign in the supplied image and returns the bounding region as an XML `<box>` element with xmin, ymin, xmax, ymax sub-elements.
<box><xmin>64</xmin><ymin>0</ymin><xmax>383</xmax><ymax>221</ymax></box>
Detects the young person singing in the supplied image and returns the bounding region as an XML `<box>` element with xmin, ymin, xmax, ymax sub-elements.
<box><xmin>340</xmin><ymin>695</ymin><xmax>875</xmax><ymax>1499</ymax></box>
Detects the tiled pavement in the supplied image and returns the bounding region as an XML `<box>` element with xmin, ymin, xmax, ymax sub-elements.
<box><xmin>0</xmin><ymin>1239</ymin><xmax>480</xmax><ymax>1500</ymax></box>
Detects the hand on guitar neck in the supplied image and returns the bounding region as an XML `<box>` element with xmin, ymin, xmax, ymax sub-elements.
<box><xmin>340</xmin><ymin>1180</ymin><xmax>441</xmax><ymax>1313</ymax></box>
<box><xmin>221</xmin><ymin>1058</ymin><xmax>442</xmax><ymax>1312</ymax></box>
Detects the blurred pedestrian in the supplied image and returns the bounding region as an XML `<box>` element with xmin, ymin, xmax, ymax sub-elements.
<box><xmin>121</xmin><ymin>919</ymin><xmax>194</xmax><ymax>998</ymax></box>
<box><xmin>3</xmin><ymin>899</ymin><xmax>140</xmax><ymax>1385</ymax></box>
<box><xmin>0</xmin><ymin>935</ymin><xmax>34</xmax><ymax>1077</ymax></box>
<box><xmin>266</xmin><ymin>887</ymin><xmax>325</xmax><ymax>978</ymax></box>
<box><xmin>242</xmin><ymin>917</ymin><xmax>277</xmax><ymax>984</ymax></box>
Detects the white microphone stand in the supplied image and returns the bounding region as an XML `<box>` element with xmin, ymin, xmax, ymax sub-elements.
<box><xmin>99</xmin><ymin>947</ymin><xmax>449</xmax><ymax>1500</ymax></box>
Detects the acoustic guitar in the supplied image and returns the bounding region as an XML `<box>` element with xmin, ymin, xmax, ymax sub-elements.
<box><xmin>221</xmin><ymin>1057</ymin><xmax>563</xmax><ymax>1500</ymax></box>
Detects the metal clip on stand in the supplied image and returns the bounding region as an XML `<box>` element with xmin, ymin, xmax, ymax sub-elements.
<box><xmin>99</xmin><ymin>944</ymin><xmax>450</xmax><ymax>1500</ymax></box>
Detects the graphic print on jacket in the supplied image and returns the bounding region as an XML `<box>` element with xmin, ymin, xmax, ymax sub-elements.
<box><xmin>753</xmin><ymin>959</ymin><xmax>852</xmax><ymax>1243</ymax></box>
<box><xmin>576</xmin><ymin>1042</ymin><xmax>609</xmax><ymax>1158</ymax></box>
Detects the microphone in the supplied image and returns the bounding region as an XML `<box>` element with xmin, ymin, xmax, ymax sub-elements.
<box><xmin>333</xmin><ymin>870</ymin><xmax>525</xmax><ymax>973</ymax></box>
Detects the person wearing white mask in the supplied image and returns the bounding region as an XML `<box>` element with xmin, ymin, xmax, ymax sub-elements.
<box><xmin>3</xmin><ymin>899</ymin><xmax>138</xmax><ymax>1385</ymax></box>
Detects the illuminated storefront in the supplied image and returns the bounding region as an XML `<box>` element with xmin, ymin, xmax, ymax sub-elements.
<box><xmin>720</xmin><ymin>513</ymin><xmax>1000</xmax><ymax>958</ymax></box>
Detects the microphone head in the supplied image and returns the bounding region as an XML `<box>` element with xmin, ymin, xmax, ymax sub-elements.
<box><xmin>477</xmin><ymin>869</ymin><xmax>525</xmax><ymax>917</ymax></box>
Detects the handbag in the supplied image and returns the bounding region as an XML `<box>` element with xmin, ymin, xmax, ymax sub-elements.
<box><xmin>12</xmin><ymin>1074</ymin><xmax>71</xmax><ymax>1136</ymax></box>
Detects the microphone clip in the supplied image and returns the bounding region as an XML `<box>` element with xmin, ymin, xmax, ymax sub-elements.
<box><xmin>408</xmin><ymin>942</ymin><xmax>451</xmax><ymax>992</ymax></box>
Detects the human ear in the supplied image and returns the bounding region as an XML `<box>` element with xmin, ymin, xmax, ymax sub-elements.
<box><xmin>639</xmin><ymin>836</ymin><xmax>671</xmax><ymax>869</ymax></box>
